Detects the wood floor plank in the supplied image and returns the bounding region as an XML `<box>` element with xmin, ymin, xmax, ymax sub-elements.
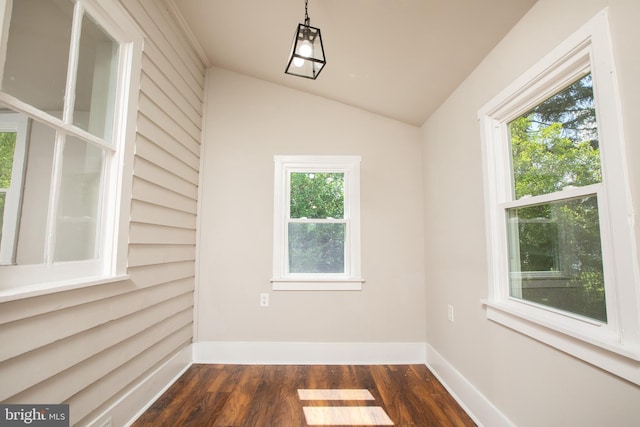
<box><xmin>370</xmin><ymin>365</ymin><xmax>417</xmax><ymax>424</ymax></box>
<box><xmin>132</xmin><ymin>364</ymin><xmax>476</xmax><ymax>427</ymax></box>
<box><xmin>268</xmin><ymin>365</ymin><xmax>308</xmax><ymax>426</ymax></box>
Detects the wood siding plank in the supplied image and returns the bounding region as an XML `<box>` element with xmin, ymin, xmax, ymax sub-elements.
<box><xmin>140</xmin><ymin>72</ymin><xmax>202</xmax><ymax>137</ymax></box>
<box><xmin>135</xmin><ymin>133</ymin><xmax>199</xmax><ymax>185</ymax></box>
<box><xmin>134</xmin><ymin>156</ymin><xmax>198</xmax><ymax>200</ymax></box>
<box><xmin>137</xmin><ymin>115</ymin><xmax>200</xmax><ymax>172</ymax></box>
<box><xmin>138</xmin><ymin>94</ymin><xmax>201</xmax><ymax>156</ymax></box>
<box><xmin>141</xmin><ymin>47</ymin><xmax>202</xmax><ymax>116</ymax></box>
<box><xmin>132</xmin><ymin>177</ymin><xmax>198</xmax><ymax>214</ymax></box>
<box><xmin>127</xmin><ymin>260</ymin><xmax>195</xmax><ymax>287</ymax></box>
<box><xmin>128</xmin><ymin>244</ymin><xmax>196</xmax><ymax>267</ymax></box>
<box><xmin>130</xmin><ymin>222</ymin><xmax>197</xmax><ymax>245</ymax></box>
<box><xmin>130</xmin><ymin>200</ymin><xmax>197</xmax><ymax>229</ymax></box>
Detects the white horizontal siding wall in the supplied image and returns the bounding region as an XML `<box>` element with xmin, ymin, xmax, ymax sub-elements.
<box><xmin>0</xmin><ymin>0</ymin><xmax>205</xmax><ymax>425</ymax></box>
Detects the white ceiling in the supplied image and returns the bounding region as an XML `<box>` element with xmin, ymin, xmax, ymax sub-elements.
<box><xmin>171</xmin><ymin>0</ymin><xmax>537</xmax><ymax>126</ymax></box>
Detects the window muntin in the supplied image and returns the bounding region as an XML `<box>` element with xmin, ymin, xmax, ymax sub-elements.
<box><xmin>273</xmin><ymin>156</ymin><xmax>362</xmax><ymax>290</ymax></box>
<box><xmin>0</xmin><ymin>0</ymin><xmax>140</xmax><ymax>291</ymax></box>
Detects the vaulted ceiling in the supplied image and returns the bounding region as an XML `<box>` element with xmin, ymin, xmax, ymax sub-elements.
<box><xmin>172</xmin><ymin>0</ymin><xmax>538</xmax><ymax>126</ymax></box>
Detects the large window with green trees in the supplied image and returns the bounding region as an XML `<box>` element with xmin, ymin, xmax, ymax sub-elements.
<box><xmin>506</xmin><ymin>73</ymin><xmax>606</xmax><ymax>322</ymax></box>
<box><xmin>272</xmin><ymin>156</ymin><xmax>363</xmax><ymax>290</ymax></box>
<box><xmin>478</xmin><ymin>12</ymin><xmax>640</xmax><ymax>385</ymax></box>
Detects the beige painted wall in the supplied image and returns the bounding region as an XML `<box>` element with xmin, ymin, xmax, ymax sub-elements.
<box><xmin>422</xmin><ymin>0</ymin><xmax>640</xmax><ymax>426</ymax></box>
<box><xmin>197</xmin><ymin>68</ymin><xmax>426</xmax><ymax>343</ymax></box>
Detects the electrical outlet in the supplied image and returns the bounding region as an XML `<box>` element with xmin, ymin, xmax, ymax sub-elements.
<box><xmin>260</xmin><ymin>293</ymin><xmax>269</xmax><ymax>307</ymax></box>
<box><xmin>447</xmin><ymin>305</ymin><xmax>455</xmax><ymax>323</ymax></box>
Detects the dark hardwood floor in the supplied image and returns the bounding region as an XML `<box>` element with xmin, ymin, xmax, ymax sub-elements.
<box><xmin>132</xmin><ymin>364</ymin><xmax>476</xmax><ymax>427</ymax></box>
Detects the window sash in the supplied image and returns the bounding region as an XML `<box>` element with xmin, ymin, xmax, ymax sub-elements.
<box><xmin>286</xmin><ymin>218</ymin><xmax>349</xmax><ymax>276</ymax></box>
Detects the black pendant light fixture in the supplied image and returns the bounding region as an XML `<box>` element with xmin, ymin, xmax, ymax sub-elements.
<box><xmin>285</xmin><ymin>0</ymin><xmax>326</xmax><ymax>79</ymax></box>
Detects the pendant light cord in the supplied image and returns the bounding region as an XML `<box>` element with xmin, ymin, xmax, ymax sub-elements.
<box><xmin>304</xmin><ymin>0</ymin><xmax>310</xmax><ymax>25</ymax></box>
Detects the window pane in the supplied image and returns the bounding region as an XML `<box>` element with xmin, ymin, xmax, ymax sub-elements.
<box><xmin>0</xmin><ymin>192</ymin><xmax>5</xmax><ymax>242</ymax></box>
<box><xmin>0</xmin><ymin>131</ymin><xmax>16</xmax><ymax>189</ymax></box>
<box><xmin>507</xmin><ymin>195</ymin><xmax>606</xmax><ymax>322</ymax></box>
<box><xmin>509</xmin><ymin>74</ymin><xmax>601</xmax><ymax>199</ymax></box>
<box><xmin>0</xmin><ymin>131</ymin><xmax>16</xmax><ymax>249</ymax></box>
<box><xmin>74</xmin><ymin>13</ymin><xmax>118</xmax><ymax>141</ymax></box>
<box><xmin>1</xmin><ymin>0</ymin><xmax>74</xmax><ymax>118</ymax></box>
<box><xmin>289</xmin><ymin>222</ymin><xmax>345</xmax><ymax>273</ymax></box>
<box><xmin>54</xmin><ymin>136</ymin><xmax>104</xmax><ymax>262</ymax></box>
<box><xmin>290</xmin><ymin>172</ymin><xmax>344</xmax><ymax>219</ymax></box>
<box><xmin>14</xmin><ymin>120</ymin><xmax>56</xmax><ymax>265</ymax></box>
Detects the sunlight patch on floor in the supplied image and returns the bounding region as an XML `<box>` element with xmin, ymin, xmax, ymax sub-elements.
<box><xmin>303</xmin><ymin>406</ymin><xmax>394</xmax><ymax>426</ymax></box>
<box><xmin>298</xmin><ymin>389</ymin><xmax>375</xmax><ymax>400</ymax></box>
<box><xmin>298</xmin><ymin>388</ymin><xmax>394</xmax><ymax>426</ymax></box>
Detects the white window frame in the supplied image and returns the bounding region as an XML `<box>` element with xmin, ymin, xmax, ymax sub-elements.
<box><xmin>272</xmin><ymin>155</ymin><xmax>363</xmax><ymax>291</ymax></box>
<box><xmin>478</xmin><ymin>10</ymin><xmax>640</xmax><ymax>385</ymax></box>
<box><xmin>0</xmin><ymin>0</ymin><xmax>142</xmax><ymax>300</ymax></box>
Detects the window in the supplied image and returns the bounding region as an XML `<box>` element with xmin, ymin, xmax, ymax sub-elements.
<box><xmin>272</xmin><ymin>156</ymin><xmax>363</xmax><ymax>290</ymax></box>
<box><xmin>478</xmin><ymin>11</ymin><xmax>640</xmax><ymax>385</ymax></box>
<box><xmin>0</xmin><ymin>0</ymin><xmax>142</xmax><ymax>293</ymax></box>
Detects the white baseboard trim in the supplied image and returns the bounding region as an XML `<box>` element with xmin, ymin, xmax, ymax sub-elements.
<box><xmin>86</xmin><ymin>344</ymin><xmax>193</xmax><ymax>427</ymax></box>
<box><xmin>425</xmin><ymin>343</ymin><xmax>514</xmax><ymax>427</ymax></box>
<box><xmin>193</xmin><ymin>341</ymin><xmax>427</xmax><ymax>364</ymax></box>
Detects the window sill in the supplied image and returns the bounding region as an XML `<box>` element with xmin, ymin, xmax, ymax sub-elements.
<box><xmin>271</xmin><ymin>278</ymin><xmax>364</xmax><ymax>291</ymax></box>
<box><xmin>482</xmin><ymin>299</ymin><xmax>640</xmax><ymax>386</ymax></box>
<box><xmin>0</xmin><ymin>274</ymin><xmax>130</xmax><ymax>303</ymax></box>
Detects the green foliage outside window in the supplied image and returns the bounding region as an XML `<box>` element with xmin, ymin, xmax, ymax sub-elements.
<box><xmin>0</xmin><ymin>131</ymin><xmax>16</xmax><ymax>189</ymax></box>
<box><xmin>508</xmin><ymin>73</ymin><xmax>607</xmax><ymax>322</ymax></box>
<box><xmin>510</xmin><ymin>74</ymin><xmax>601</xmax><ymax>199</ymax></box>
<box><xmin>0</xmin><ymin>132</ymin><xmax>17</xmax><ymax>241</ymax></box>
<box><xmin>290</xmin><ymin>172</ymin><xmax>344</xmax><ymax>219</ymax></box>
<box><xmin>289</xmin><ymin>172</ymin><xmax>345</xmax><ymax>273</ymax></box>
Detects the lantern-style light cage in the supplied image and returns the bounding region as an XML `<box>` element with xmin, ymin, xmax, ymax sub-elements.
<box><xmin>285</xmin><ymin>1</ymin><xmax>326</xmax><ymax>79</ymax></box>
